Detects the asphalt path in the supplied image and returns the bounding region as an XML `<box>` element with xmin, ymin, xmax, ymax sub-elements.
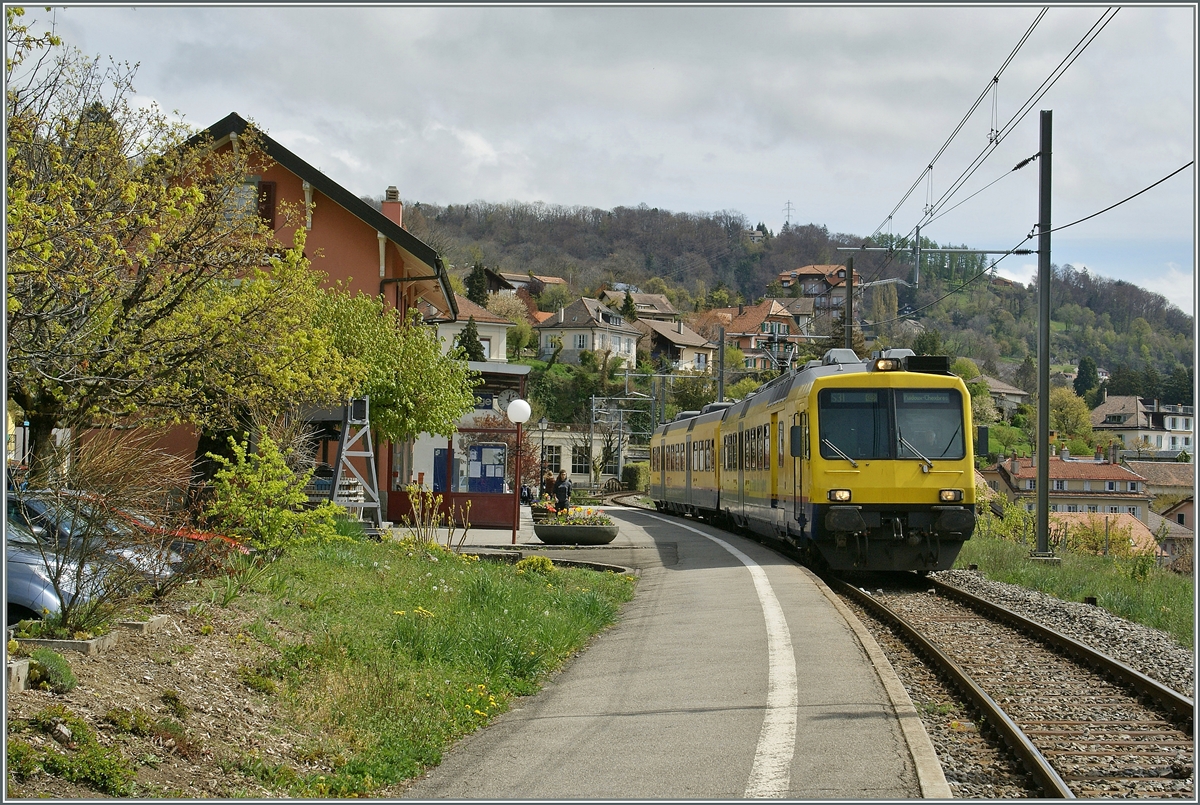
<box><xmin>400</xmin><ymin>506</ymin><xmax>921</xmax><ymax>799</ymax></box>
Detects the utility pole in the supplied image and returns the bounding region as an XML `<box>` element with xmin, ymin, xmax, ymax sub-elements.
<box><xmin>717</xmin><ymin>325</ymin><xmax>726</xmax><ymax>402</ymax></box>
<box><xmin>782</xmin><ymin>200</ymin><xmax>795</xmax><ymax>227</ymax></box>
<box><xmin>1035</xmin><ymin>110</ymin><xmax>1053</xmax><ymax>556</ymax></box>
<box><xmin>844</xmin><ymin>257</ymin><xmax>854</xmax><ymax>350</ymax></box>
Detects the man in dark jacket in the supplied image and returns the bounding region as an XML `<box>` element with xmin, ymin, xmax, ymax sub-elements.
<box><xmin>554</xmin><ymin>469</ymin><xmax>571</xmax><ymax>510</ymax></box>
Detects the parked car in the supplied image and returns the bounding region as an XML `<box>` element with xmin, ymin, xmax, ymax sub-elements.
<box><xmin>5</xmin><ymin>519</ymin><xmax>115</xmax><ymax>624</ymax></box>
<box><xmin>5</xmin><ymin>493</ymin><xmax>182</xmax><ymax>583</ymax></box>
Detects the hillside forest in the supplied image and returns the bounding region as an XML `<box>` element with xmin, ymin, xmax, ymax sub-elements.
<box><xmin>379</xmin><ymin>198</ymin><xmax>1192</xmax><ymax>456</ymax></box>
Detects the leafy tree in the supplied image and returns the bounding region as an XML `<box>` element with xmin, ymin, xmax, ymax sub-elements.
<box><xmin>1162</xmin><ymin>365</ymin><xmax>1193</xmax><ymax>406</ymax></box>
<box><xmin>620</xmin><ymin>290</ymin><xmax>637</xmax><ymax>320</ymax></box>
<box><xmin>817</xmin><ymin>310</ymin><xmax>866</xmax><ymax>356</ymax></box>
<box><xmin>6</xmin><ymin>17</ymin><xmax>355</xmax><ymax>481</ymax></box>
<box><xmin>951</xmin><ymin>358</ymin><xmax>981</xmax><ymax>381</ymax></box>
<box><xmin>536</xmin><ymin>282</ymin><xmax>574</xmax><ymax>313</ymax></box>
<box><xmin>1049</xmin><ymin>387</ymin><xmax>1093</xmax><ymax>442</ymax></box>
<box><xmin>910</xmin><ymin>327</ymin><xmax>943</xmax><ymax>356</ymax></box>
<box><xmin>204</xmin><ymin>429</ymin><xmax>344</xmax><ymax>555</ymax></box>
<box><xmin>1014</xmin><ymin>354</ymin><xmax>1037</xmax><ymax>394</ymax></box>
<box><xmin>465</xmin><ymin>262</ymin><xmax>489</xmax><ymax>306</ymax></box>
<box><xmin>455</xmin><ymin>317</ymin><xmax>487</xmax><ymax>362</ymax></box>
<box><xmin>1073</xmin><ymin>356</ymin><xmax>1100</xmax><ymax>398</ymax></box>
<box><xmin>486</xmin><ymin>292</ymin><xmax>531</xmax><ymax>324</ymax></box>
<box><xmin>670</xmin><ymin>371</ymin><xmax>716</xmax><ymax>412</ymax></box>
<box><xmin>315</xmin><ymin>293</ymin><xmax>480</xmax><ymax>442</ymax></box>
<box><xmin>725</xmin><ymin>377</ymin><xmax>761</xmax><ymax>401</ymax></box>
<box><xmin>507</xmin><ymin>320</ymin><xmax>533</xmax><ymax>360</ymax></box>
<box><xmin>1106</xmin><ymin>364</ymin><xmax>1141</xmax><ymax>397</ymax></box>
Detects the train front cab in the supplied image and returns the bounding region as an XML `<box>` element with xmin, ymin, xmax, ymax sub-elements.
<box><xmin>787</xmin><ymin>352</ymin><xmax>977</xmax><ymax>573</ymax></box>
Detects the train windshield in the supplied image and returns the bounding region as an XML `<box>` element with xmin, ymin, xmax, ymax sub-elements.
<box><xmin>818</xmin><ymin>388</ymin><xmax>964</xmax><ymax>461</ymax></box>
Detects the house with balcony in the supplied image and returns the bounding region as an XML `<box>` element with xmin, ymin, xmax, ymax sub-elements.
<box><xmin>776</xmin><ymin>264</ymin><xmax>863</xmax><ymax>311</ymax></box>
<box><xmin>761</xmin><ymin>297</ymin><xmax>816</xmax><ymax>339</ymax></box>
<box><xmin>1091</xmin><ymin>394</ymin><xmax>1194</xmax><ymax>459</ymax></box>
<box><xmin>534</xmin><ymin>298</ymin><xmax>641</xmax><ymax>366</ymax></box>
<box><xmin>692</xmin><ymin>299</ymin><xmax>803</xmax><ymax>371</ymax></box>
<box><xmin>633</xmin><ymin>318</ymin><xmax>716</xmax><ymax>373</ymax></box>
<box><xmin>980</xmin><ymin>451</ymin><xmax>1153</xmax><ymax>522</ymax></box>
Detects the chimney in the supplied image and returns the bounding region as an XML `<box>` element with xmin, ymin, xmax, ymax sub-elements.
<box><xmin>1010</xmin><ymin>453</ymin><xmax>1020</xmax><ymax>475</ymax></box>
<box><xmin>1109</xmin><ymin>444</ymin><xmax>1118</xmax><ymax>464</ymax></box>
<box><xmin>1061</xmin><ymin>446</ymin><xmax>1070</xmax><ymax>461</ymax></box>
<box><xmin>382</xmin><ymin>185</ymin><xmax>403</xmax><ymax>228</ymax></box>
<box><xmin>677</xmin><ymin>320</ymin><xmax>683</xmax><ymax>334</ymax></box>
<box><xmin>1101</xmin><ymin>386</ymin><xmax>1107</xmax><ymax>403</ymax></box>
<box><xmin>738</xmin><ymin>303</ymin><xmax>744</xmax><ymax>315</ymax></box>
<box><xmin>1095</xmin><ymin>446</ymin><xmax>1103</xmax><ymax>461</ymax></box>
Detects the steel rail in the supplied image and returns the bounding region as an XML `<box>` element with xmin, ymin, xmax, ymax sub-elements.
<box><xmin>928</xmin><ymin>578</ymin><xmax>1195</xmax><ymax>735</ymax></box>
<box><xmin>831</xmin><ymin>577</ymin><xmax>1075</xmax><ymax>798</ymax></box>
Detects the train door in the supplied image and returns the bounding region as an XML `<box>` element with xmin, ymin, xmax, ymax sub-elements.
<box><xmin>771</xmin><ymin>413</ymin><xmax>782</xmax><ymax>533</ymax></box>
<box><xmin>789</xmin><ymin>411</ymin><xmax>809</xmax><ymax>536</ymax></box>
<box><xmin>684</xmin><ymin>436</ymin><xmax>692</xmax><ymax>511</ymax></box>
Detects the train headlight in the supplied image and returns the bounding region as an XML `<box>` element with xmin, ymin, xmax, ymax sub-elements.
<box><xmin>872</xmin><ymin>358</ymin><xmax>901</xmax><ymax>371</ymax></box>
<box><xmin>828</xmin><ymin>489</ymin><xmax>852</xmax><ymax>502</ymax></box>
<box><xmin>939</xmin><ymin>488</ymin><xmax>964</xmax><ymax>502</ymax></box>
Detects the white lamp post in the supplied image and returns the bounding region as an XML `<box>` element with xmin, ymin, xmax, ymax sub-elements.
<box><xmin>506</xmin><ymin>398</ymin><xmax>531</xmax><ymax>545</ymax></box>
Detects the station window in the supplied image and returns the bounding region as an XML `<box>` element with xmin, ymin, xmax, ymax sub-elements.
<box><xmin>572</xmin><ymin>446</ymin><xmax>590</xmax><ymax>475</ymax></box>
<box><xmin>544</xmin><ymin>445</ymin><xmax>562</xmax><ymax>473</ymax></box>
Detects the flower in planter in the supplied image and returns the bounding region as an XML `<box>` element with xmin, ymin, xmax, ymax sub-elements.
<box><xmin>548</xmin><ymin>506</ymin><xmax>614</xmax><ymax>526</ymax></box>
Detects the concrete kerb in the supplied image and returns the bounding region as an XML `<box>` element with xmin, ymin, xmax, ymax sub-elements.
<box><xmin>805</xmin><ymin>566</ymin><xmax>952</xmax><ymax>799</ymax></box>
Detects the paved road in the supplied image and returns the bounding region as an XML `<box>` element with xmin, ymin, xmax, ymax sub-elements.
<box><xmin>400</xmin><ymin>506</ymin><xmax>929</xmax><ymax>799</ymax></box>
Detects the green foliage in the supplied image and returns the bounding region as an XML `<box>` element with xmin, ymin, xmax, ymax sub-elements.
<box><xmin>951</xmin><ymin>357</ymin><xmax>980</xmax><ymax>380</ymax></box>
<box><xmin>622</xmin><ymin>461</ymin><xmax>650</xmax><ymax>492</ymax></box>
<box><xmin>455</xmin><ymin>317</ymin><xmax>486</xmax><ymax>362</ymax></box>
<box><xmin>514</xmin><ymin>555</ymin><xmax>555</xmax><ymax>575</ymax></box>
<box><xmin>1049</xmin><ymin>386</ymin><xmax>1093</xmax><ymax>442</ymax></box>
<box><xmin>465</xmin><ymin>262</ymin><xmax>489</xmax><ymax>306</ymax></box>
<box><xmin>725</xmin><ymin>377</ymin><xmax>761</xmax><ymax>401</ymax></box>
<box><xmin>204</xmin><ymin>429</ymin><xmax>344</xmax><ymax>554</ymax></box>
<box><xmin>5</xmin><ymin>23</ymin><xmax>356</xmax><ymax>481</ymax></box>
<box><xmin>11</xmin><ymin>705</ymin><xmax>136</xmax><ymax>795</ymax></box>
<box><xmin>620</xmin><ymin>290</ymin><xmax>637</xmax><ymax>320</ymax></box>
<box><xmin>910</xmin><ymin>328</ymin><xmax>944</xmax><ymax>356</ymax></box>
<box><xmin>670</xmin><ymin>370</ymin><xmax>716</xmax><ymax>412</ymax></box>
<box><xmin>203</xmin><ymin>539</ymin><xmax>638</xmax><ymax>795</ymax></box>
<box><xmin>1073</xmin><ymin>356</ymin><xmax>1100</xmax><ymax>397</ymax></box>
<box><xmin>315</xmin><ymin>294</ymin><xmax>481</xmax><ymax>442</ymax></box>
<box><xmin>957</xmin><ymin>532</ymin><xmax>1192</xmax><ymax>649</ymax></box>
<box><xmin>28</xmin><ymin>648</ymin><xmax>77</xmax><ymax>693</ymax></box>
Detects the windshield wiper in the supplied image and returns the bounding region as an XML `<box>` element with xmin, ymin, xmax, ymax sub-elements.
<box><xmin>899</xmin><ymin>436</ymin><xmax>934</xmax><ymax>473</ymax></box>
<box><xmin>821</xmin><ymin>438</ymin><xmax>858</xmax><ymax>468</ymax></box>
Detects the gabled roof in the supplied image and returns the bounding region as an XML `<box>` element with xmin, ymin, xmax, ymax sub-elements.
<box><xmin>449</xmin><ymin>294</ymin><xmax>514</xmax><ymax>326</ymax></box>
<box><xmin>991</xmin><ymin>454</ymin><xmax>1149</xmax><ymax>483</ymax></box>
<box><xmin>193</xmin><ymin>113</ymin><xmax>456</xmax><ymax>318</ymax></box>
<box><xmin>1122</xmin><ymin>461</ymin><xmax>1195</xmax><ymax>489</ymax></box>
<box><xmin>761</xmin><ymin>297</ymin><xmax>815</xmax><ymax>317</ymax></box>
<box><xmin>599</xmin><ymin>290</ymin><xmax>678</xmax><ymax>317</ymax></box>
<box><xmin>498</xmin><ymin>272</ymin><xmax>567</xmax><ymax>286</ymax></box>
<box><xmin>532</xmin><ymin>297</ymin><xmax>641</xmax><ymax>336</ymax></box>
<box><xmin>1091</xmin><ymin>395</ymin><xmax>1147</xmax><ymax>428</ymax></box>
<box><xmin>700</xmin><ymin>300</ymin><xmax>793</xmax><ymax>335</ymax></box>
<box><xmin>633</xmin><ymin>318</ymin><xmax>713</xmax><ymax>348</ymax></box>
<box><xmin>1162</xmin><ymin>495</ymin><xmax>1194</xmax><ymax>519</ymax></box>
<box><xmin>978</xmin><ymin>375</ymin><xmax>1030</xmax><ymax>398</ymax></box>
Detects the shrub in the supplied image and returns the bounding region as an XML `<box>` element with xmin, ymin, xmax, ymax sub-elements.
<box><xmin>515</xmin><ymin>556</ymin><xmax>554</xmax><ymax>575</ymax></box>
<box><xmin>205</xmin><ymin>429</ymin><xmax>345</xmax><ymax>555</ymax></box>
<box><xmin>28</xmin><ymin>648</ymin><xmax>77</xmax><ymax>694</ymax></box>
<box><xmin>621</xmin><ymin>461</ymin><xmax>649</xmax><ymax>492</ymax></box>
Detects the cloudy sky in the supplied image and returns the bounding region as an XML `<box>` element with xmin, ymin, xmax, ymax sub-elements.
<box><xmin>29</xmin><ymin>4</ymin><xmax>1197</xmax><ymax>314</ymax></box>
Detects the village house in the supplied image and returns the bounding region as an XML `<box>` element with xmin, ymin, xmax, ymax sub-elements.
<box><xmin>154</xmin><ymin>113</ymin><xmax>460</xmax><ymax>527</ymax></box>
<box><xmin>1148</xmin><ymin>508</ymin><xmax>1192</xmax><ymax>567</ymax></box>
<box><xmin>1090</xmin><ymin>394</ymin><xmax>1194</xmax><ymax>459</ymax></box>
<box><xmin>1161</xmin><ymin>495</ymin><xmax>1194</xmax><ymax>530</ymax></box>
<box><xmin>976</xmin><ymin>374</ymin><xmax>1031</xmax><ymax>421</ymax></box>
<box><xmin>533</xmin><ymin>298</ymin><xmax>641</xmax><ymax>367</ymax></box>
<box><xmin>632</xmin><ymin>318</ymin><xmax>717</xmax><ymax>373</ymax></box>
<box><xmin>597</xmin><ymin>290</ymin><xmax>679</xmax><ymax>322</ymax></box>
<box><xmin>1121</xmin><ymin>460</ymin><xmax>1195</xmax><ymax>499</ymax></box>
<box><xmin>692</xmin><ymin>299</ymin><xmax>803</xmax><ymax>371</ymax></box>
<box><xmin>980</xmin><ymin>450</ymin><xmax>1153</xmax><ymax>523</ymax></box>
<box><xmin>760</xmin><ymin>297</ymin><xmax>817</xmax><ymax>339</ymax></box>
<box><xmin>496</xmin><ymin>271</ymin><xmax>569</xmax><ymax>296</ymax></box>
<box><xmin>775</xmin><ymin>264</ymin><xmax>863</xmax><ymax>312</ymax></box>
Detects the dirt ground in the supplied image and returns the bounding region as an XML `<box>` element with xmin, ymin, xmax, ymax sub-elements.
<box><xmin>6</xmin><ymin>597</ymin><xmax>314</xmax><ymax>798</ymax></box>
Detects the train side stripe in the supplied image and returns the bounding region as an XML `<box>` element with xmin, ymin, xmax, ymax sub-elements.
<box><xmin>637</xmin><ymin>511</ymin><xmax>798</xmax><ymax>798</ymax></box>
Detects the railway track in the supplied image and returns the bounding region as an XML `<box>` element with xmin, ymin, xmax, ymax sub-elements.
<box><xmin>834</xmin><ymin>577</ymin><xmax>1194</xmax><ymax>799</ymax></box>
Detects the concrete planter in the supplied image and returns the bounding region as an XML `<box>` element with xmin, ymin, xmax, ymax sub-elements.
<box><xmin>17</xmin><ymin>631</ymin><xmax>119</xmax><ymax>657</ymax></box>
<box><xmin>533</xmin><ymin>523</ymin><xmax>619</xmax><ymax>545</ymax></box>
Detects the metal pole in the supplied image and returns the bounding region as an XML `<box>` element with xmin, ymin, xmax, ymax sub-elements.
<box><xmin>718</xmin><ymin>325</ymin><xmax>726</xmax><ymax>401</ymax></box>
<box><xmin>1036</xmin><ymin>109</ymin><xmax>1052</xmax><ymax>555</ymax></box>
<box><xmin>512</xmin><ymin>421</ymin><xmax>522</xmax><ymax>545</ymax></box>
<box><xmin>844</xmin><ymin>257</ymin><xmax>854</xmax><ymax>351</ymax></box>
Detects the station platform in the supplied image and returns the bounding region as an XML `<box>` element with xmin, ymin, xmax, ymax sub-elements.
<box><xmin>392</xmin><ymin>502</ymin><xmax>949</xmax><ymax>799</ymax></box>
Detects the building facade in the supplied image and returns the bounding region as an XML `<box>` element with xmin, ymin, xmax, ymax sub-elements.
<box><xmin>980</xmin><ymin>452</ymin><xmax>1153</xmax><ymax>522</ymax></box>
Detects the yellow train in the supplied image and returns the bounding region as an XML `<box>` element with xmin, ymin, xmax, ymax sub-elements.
<box><xmin>650</xmin><ymin>348</ymin><xmax>977</xmax><ymax>572</ymax></box>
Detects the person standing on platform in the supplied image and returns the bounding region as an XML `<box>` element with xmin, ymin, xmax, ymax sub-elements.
<box><xmin>554</xmin><ymin>469</ymin><xmax>572</xmax><ymax>511</ymax></box>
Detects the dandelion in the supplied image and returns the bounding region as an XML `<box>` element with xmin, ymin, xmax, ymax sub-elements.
<box><xmin>393</xmin><ymin>610</ymin><xmax>406</xmax><ymax>616</ymax></box>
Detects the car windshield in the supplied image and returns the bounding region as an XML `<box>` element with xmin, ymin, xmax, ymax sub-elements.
<box><xmin>5</xmin><ymin>520</ymin><xmax>41</xmax><ymax>546</ymax></box>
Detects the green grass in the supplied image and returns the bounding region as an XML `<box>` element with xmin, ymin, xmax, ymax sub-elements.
<box><xmin>956</xmin><ymin>533</ymin><xmax>1193</xmax><ymax>649</ymax></box>
<box><xmin>211</xmin><ymin>538</ymin><xmax>636</xmax><ymax>796</ymax></box>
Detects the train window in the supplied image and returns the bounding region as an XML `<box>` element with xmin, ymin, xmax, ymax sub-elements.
<box><xmin>778</xmin><ymin>422</ymin><xmax>784</xmax><ymax>468</ymax></box>
<box><xmin>896</xmin><ymin>390</ymin><xmax>965</xmax><ymax>460</ymax></box>
<box><xmin>817</xmin><ymin>388</ymin><xmax>965</xmax><ymax>462</ymax></box>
